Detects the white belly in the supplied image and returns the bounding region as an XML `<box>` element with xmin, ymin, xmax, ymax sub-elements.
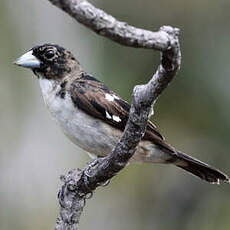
<box><xmin>39</xmin><ymin>79</ymin><xmax>119</xmax><ymax>157</ymax></box>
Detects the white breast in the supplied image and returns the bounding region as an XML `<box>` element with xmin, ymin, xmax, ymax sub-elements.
<box><xmin>39</xmin><ymin>78</ymin><xmax>119</xmax><ymax>157</ymax></box>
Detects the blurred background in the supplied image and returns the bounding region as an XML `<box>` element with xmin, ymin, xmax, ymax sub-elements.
<box><xmin>1</xmin><ymin>0</ymin><xmax>230</xmax><ymax>229</ymax></box>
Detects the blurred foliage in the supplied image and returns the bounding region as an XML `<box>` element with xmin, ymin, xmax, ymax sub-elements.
<box><xmin>0</xmin><ymin>0</ymin><xmax>230</xmax><ymax>230</ymax></box>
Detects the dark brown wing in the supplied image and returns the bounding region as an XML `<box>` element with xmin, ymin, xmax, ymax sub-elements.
<box><xmin>70</xmin><ymin>73</ymin><xmax>175</xmax><ymax>153</ymax></box>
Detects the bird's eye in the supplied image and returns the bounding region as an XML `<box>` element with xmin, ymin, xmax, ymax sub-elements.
<box><xmin>45</xmin><ymin>50</ymin><xmax>55</xmax><ymax>59</ymax></box>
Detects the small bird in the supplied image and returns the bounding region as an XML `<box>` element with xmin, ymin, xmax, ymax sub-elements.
<box><xmin>15</xmin><ymin>43</ymin><xmax>229</xmax><ymax>184</ymax></box>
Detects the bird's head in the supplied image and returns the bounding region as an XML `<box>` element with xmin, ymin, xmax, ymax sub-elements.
<box><xmin>14</xmin><ymin>44</ymin><xmax>81</xmax><ymax>80</ymax></box>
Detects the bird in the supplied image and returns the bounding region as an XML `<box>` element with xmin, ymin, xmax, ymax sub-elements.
<box><xmin>14</xmin><ymin>43</ymin><xmax>229</xmax><ymax>184</ymax></box>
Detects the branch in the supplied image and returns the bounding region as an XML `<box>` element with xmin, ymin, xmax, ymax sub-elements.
<box><xmin>48</xmin><ymin>1</ymin><xmax>181</xmax><ymax>229</ymax></box>
<box><xmin>49</xmin><ymin>0</ymin><xmax>171</xmax><ymax>50</ymax></box>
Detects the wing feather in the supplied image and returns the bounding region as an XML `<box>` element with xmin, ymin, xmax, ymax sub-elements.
<box><xmin>70</xmin><ymin>74</ymin><xmax>175</xmax><ymax>153</ymax></box>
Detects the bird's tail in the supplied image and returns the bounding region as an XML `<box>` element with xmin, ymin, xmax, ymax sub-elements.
<box><xmin>175</xmin><ymin>151</ymin><xmax>229</xmax><ymax>184</ymax></box>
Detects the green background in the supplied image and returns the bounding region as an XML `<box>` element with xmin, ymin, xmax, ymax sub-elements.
<box><xmin>0</xmin><ymin>0</ymin><xmax>230</xmax><ymax>229</ymax></box>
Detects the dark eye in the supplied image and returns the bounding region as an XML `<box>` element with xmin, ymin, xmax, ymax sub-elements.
<box><xmin>45</xmin><ymin>50</ymin><xmax>55</xmax><ymax>59</ymax></box>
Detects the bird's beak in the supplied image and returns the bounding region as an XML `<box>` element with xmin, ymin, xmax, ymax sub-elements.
<box><xmin>14</xmin><ymin>50</ymin><xmax>41</xmax><ymax>69</ymax></box>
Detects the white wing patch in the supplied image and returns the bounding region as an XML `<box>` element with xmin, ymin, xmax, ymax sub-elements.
<box><xmin>106</xmin><ymin>111</ymin><xmax>112</xmax><ymax>119</ymax></box>
<box><xmin>105</xmin><ymin>110</ymin><xmax>121</xmax><ymax>123</ymax></box>
<box><xmin>105</xmin><ymin>93</ymin><xmax>114</xmax><ymax>101</ymax></box>
<box><xmin>104</xmin><ymin>94</ymin><xmax>122</xmax><ymax>122</ymax></box>
<box><xmin>112</xmin><ymin>115</ymin><xmax>121</xmax><ymax>122</ymax></box>
<box><xmin>105</xmin><ymin>93</ymin><xmax>120</xmax><ymax>102</ymax></box>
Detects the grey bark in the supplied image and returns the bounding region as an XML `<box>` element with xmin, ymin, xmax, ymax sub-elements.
<box><xmin>47</xmin><ymin>1</ymin><xmax>181</xmax><ymax>229</ymax></box>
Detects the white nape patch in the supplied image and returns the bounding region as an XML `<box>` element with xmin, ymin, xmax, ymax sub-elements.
<box><xmin>112</xmin><ymin>115</ymin><xmax>121</xmax><ymax>122</ymax></box>
<box><xmin>105</xmin><ymin>93</ymin><xmax>115</xmax><ymax>102</ymax></box>
<box><xmin>106</xmin><ymin>111</ymin><xmax>112</xmax><ymax>119</ymax></box>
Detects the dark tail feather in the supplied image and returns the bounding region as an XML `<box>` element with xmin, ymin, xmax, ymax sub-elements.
<box><xmin>175</xmin><ymin>151</ymin><xmax>229</xmax><ymax>184</ymax></box>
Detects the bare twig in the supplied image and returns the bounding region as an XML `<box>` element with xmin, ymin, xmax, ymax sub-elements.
<box><xmin>48</xmin><ymin>1</ymin><xmax>181</xmax><ymax>229</ymax></box>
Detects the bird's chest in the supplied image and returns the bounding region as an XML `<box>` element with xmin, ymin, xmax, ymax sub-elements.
<box><xmin>39</xmin><ymin>79</ymin><xmax>119</xmax><ymax>156</ymax></box>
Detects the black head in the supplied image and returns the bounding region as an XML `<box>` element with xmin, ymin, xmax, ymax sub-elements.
<box><xmin>15</xmin><ymin>43</ymin><xmax>81</xmax><ymax>80</ymax></box>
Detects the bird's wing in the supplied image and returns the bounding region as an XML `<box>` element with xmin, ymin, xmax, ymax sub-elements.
<box><xmin>70</xmin><ymin>73</ymin><xmax>175</xmax><ymax>153</ymax></box>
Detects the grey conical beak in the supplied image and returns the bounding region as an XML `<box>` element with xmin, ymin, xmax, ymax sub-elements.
<box><xmin>14</xmin><ymin>50</ymin><xmax>41</xmax><ymax>68</ymax></box>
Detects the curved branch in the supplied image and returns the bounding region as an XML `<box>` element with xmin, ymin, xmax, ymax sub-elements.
<box><xmin>48</xmin><ymin>1</ymin><xmax>181</xmax><ymax>230</ymax></box>
<box><xmin>49</xmin><ymin>0</ymin><xmax>172</xmax><ymax>50</ymax></box>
